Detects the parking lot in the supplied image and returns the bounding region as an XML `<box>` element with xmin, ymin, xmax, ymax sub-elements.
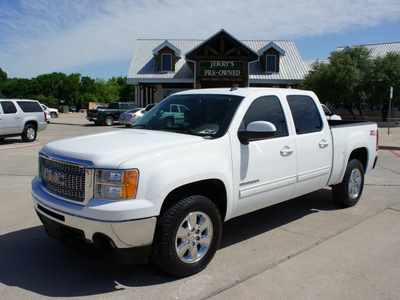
<box><xmin>1</xmin><ymin>113</ymin><xmax>400</xmax><ymax>300</ymax></box>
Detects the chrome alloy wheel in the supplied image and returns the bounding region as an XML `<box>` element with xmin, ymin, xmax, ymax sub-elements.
<box><xmin>348</xmin><ymin>168</ymin><xmax>362</xmax><ymax>199</ymax></box>
<box><xmin>26</xmin><ymin>127</ymin><xmax>36</xmax><ymax>140</ymax></box>
<box><xmin>175</xmin><ymin>211</ymin><xmax>213</xmax><ymax>264</ymax></box>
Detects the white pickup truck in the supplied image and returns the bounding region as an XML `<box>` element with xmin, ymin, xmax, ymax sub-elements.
<box><xmin>32</xmin><ymin>88</ymin><xmax>378</xmax><ymax>277</ymax></box>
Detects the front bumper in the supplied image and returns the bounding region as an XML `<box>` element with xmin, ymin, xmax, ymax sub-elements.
<box><xmin>32</xmin><ymin>177</ymin><xmax>157</xmax><ymax>262</ymax></box>
<box><xmin>33</xmin><ymin>199</ymin><xmax>157</xmax><ymax>249</ymax></box>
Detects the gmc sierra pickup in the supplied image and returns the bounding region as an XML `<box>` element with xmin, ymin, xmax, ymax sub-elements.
<box><xmin>32</xmin><ymin>88</ymin><xmax>378</xmax><ymax>277</ymax></box>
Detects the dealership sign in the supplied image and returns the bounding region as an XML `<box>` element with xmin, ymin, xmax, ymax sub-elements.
<box><xmin>200</xmin><ymin>61</ymin><xmax>245</xmax><ymax>77</ymax></box>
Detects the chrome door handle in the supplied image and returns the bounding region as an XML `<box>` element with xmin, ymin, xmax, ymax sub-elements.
<box><xmin>319</xmin><ymin>139</ymin><xmax>329</xmax><ymax>148</ymax></box>
<box><xmin>280</xmin><ymin>146</ymin><xmax>295</xmax><ymax>155</ymax></box>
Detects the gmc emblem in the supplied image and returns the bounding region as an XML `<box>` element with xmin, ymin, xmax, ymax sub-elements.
<box><xmin>42</xmin><ymin>168</ymin><xmax>65</xmax><ymax>186</ymax></box>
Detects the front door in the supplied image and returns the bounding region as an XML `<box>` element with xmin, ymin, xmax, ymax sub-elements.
<box><xmin>234</xmin><ymin>95</ymin><xmax>297</xmax><ymax>217</ymax></box>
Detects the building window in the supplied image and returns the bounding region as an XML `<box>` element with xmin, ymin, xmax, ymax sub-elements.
<box><xmin>161</xmin><ymin>54</ymin><xmax>172</xmax><ymax>71</ymax></box>
<box><xmin>266</xmin><ymin>55</ymin><xmax>276</xmax><ymax>72</ymax></box>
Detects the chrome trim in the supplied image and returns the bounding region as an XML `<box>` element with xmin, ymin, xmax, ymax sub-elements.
<box><xmin>39</xmin><ymin>150</ymin><xmax>95</xmax><ymax>205</ymax></box>
<box><xmin>40</xmin><ymin>150</ymin><xmax>95</xmax><ymax>168</ymax></box>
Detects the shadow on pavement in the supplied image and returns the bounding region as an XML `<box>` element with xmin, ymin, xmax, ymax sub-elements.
<box><xmin>0</xmin><ymin>189</ymin><xmax>339</xmax><ymax>297</ymax></box>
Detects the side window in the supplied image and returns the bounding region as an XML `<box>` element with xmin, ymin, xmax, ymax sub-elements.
<box><xmin>121</xmin><ymin>103</ymin><xmax>129</xmax><ymax>110</ymax></box>
<box><xmin>171</xmin><ymin>105</ymin><xmax>179</xmax><ymax>113</ymax></box>
<box><xmin>1</xmin><ymin>101</ymin><xmax>17</xmax><ymax>114</ymax></box>
<box><xmin>17</xmin><ymin>101</ymin><xmax>42</xmax><ymax>112</ymax></box>
<box><xmin>241</xmin><ymin>96</ymin><xmax>288</xmax><ymax>138</ymax></box>
<box><xmin>287</xmin><ymin>95</ymin><xmax>323</xmax><ymax>134</ymax></box>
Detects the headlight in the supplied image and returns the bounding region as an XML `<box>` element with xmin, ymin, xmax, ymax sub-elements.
<box><xmin>95</xmin><ymin>169</ymin><xmax>138</xmax><ymax>199</ymax></box>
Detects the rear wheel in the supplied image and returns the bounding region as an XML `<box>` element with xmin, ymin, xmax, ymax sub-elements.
<box><xmin>152</xmin><ymin>195</ymin><xmax>222</xmax><ymax>277</ymax></box>
<box><xmin>104</xmin><ymin>116</ymin><xmax>114</xmax><ymax>126</ymax></box>
<box><xmin>21</xmin><ymin>124</ymin><xmax>37</xmax><ymax>142</ymax></box>
<box><xmin>332</xmin><ymin>159</ymin><xmax>364</xmax><ymax>207</ymax></box>
<box><xmin>50</xmin><ymin>112</ymin><xmax>57</xmax><ymax>118</ymax></box>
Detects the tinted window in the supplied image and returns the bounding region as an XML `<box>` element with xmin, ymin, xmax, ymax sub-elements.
<box><xmin>241</xmin><ymin>96</ymin><xmax>288</xmax><ymax>137</ymax></box>
<box><xmin>1</xmin><ymin>101</ymin><xmax>17</xmax><ymax>114</ymax></box>
<box><xmin>171</xmin><ymin>105</ymin><xmax>179</xmax><ymax>113</ymax></box>
<box><xmin>17</xmin><ymin>101</ymin><xmax>42</xmax><ymax>112</ymax></box>
<box><xmin>287</xmin><ymin>95</ymin><xmax>323</xmax><ymax>134</ymax></box>
<box><xmin>108</xmin><ymin>103</ymin><xmax>118</xmax><ymax>109</ymax></box>
<box><xmin>121</xmin><ymin>103</ymin><xmax>129</xmax><ymax>110</ymax></box>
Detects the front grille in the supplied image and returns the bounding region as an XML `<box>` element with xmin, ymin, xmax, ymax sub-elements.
<box><xmin>39</xmin><ymin>155</ymin><xmax>88</xmax><ymax>202</ymax></box>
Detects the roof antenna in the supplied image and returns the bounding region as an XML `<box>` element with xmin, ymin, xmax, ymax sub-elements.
<box><xmin>230</xmin><ymin>85</ymin><xmax>237</xmax><ymax>91</ymax></box>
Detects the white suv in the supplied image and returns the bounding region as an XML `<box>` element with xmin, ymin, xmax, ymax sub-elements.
<box><xmin>0</xmin><ymin>99</ymin><xmax>48</xmax><ymax>142</ymax></box>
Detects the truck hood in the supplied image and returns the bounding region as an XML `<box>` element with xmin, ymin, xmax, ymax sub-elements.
<box><xmin>42</xmin><ymin>129</ymin><xmax>203</xmax><ymax>168</ymax></box>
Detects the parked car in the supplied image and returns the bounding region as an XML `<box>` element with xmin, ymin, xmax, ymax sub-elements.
<box><xmin>32</xmin><ymin>88</ymin><xmax>378</xmax><ymax>277</ymax></box>
<box><xmin>1</xmin><ymin>99</ymin><xmax>48</xmax><ymax>142</ymax></box>
<box><xmin>41</xmin><ymin>104</ymin><xmax>59</xmax><ymax>119</ymax></box>
<box><xmin>118</xmin><ymin>108</ymin><xmax>144</xmax><ymax>127</ymax></box>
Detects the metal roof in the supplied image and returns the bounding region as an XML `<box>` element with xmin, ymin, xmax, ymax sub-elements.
<box><xmin>127</xmin><ymin>38</ymin><xmax>310</xmax><ymax>85</ymax></box>
<box><xmin>336</xmin><ymin>42</ymin><xmax>400</xmax><ymax>59</ymax></box>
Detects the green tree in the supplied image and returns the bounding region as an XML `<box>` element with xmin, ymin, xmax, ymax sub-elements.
<box><xmin>95</xmin><ymin>78</ymin><xmax>119</xmax><ymax>103</ymax></box>
<box><xmin>116</xmin><ymin>76</ymin><xmax>135</xmax><ymax>101</ymax></box>
<box><xmin>369</xmin><ymin>52</ymin><xmax>400</xmax><ymax>121</ymax></box>
<box><xmin>0</xmin><ymin>68</ymin><xmax>7</xmax><ymax>97</ymax></box>
<box><xmin>303</xmin><ymin>46</ymin><xmax>372</xmax><ymax>108</ymax></box>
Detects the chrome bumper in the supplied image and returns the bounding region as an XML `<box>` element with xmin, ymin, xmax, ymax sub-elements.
<box><xmin>32</xmin><ymin>194</ymin><xmax>157</xmax><ymax>249</ymax></box>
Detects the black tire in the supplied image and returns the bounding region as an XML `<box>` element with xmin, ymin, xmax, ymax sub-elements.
<box><xmin>50</xmin><ymin>112</ymin><xmax>57</xmax><ymax>118</ymax></box>
<box><xmin>152</xmin><ymin>195</ymin><xmax>222</xmax><ymax>277</ymax></box>
<box><xmin>104</xmin><ymin>116</ymin><xmax>114</xmax><ymax>126</ymax></box>
<box><xmin>125</xmin><ymin>124</ymin><xmax>132</xmax><ymax>128</ymax></box>
<box><xmin>21</xmin><ymin>124</ymin><xmax>37</xmax><ymax>142</ymax></box>
<box><xmin>332</xmin><ymin>159</ymin><xmax>364</xmax><ymax>207</ymax></box>
<box><xmin>0</xmin><ymin>137</ymin><xmax>5</xmax><ymax>143</ymax></box>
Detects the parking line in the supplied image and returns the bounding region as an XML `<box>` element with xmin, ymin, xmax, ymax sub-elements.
<box><xmin>0</xmin><ymin>143</ymin><xmax>46</xmax><ymax>151</ymax></box>
<box><xmin>388</xmin><ymin>150</ymin><xmax>400</xmax><ymax>158</ymax></box>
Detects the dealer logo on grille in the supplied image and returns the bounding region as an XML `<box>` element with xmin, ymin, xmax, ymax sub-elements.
<box><xmin>42</xmin><ymin>168</ymin><xmax>65</xmax><ymax>187</ymax></box>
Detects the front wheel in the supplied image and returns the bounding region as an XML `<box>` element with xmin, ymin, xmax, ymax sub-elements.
<box><xmin>21</xmin><ymin>124</ymin><xmax>37</xmax><ymax>142</ymax></box>
<box><xmin>152</xmin><ymin>195</ymin><xmax>222</xmax><ymax>277</ymax></box>
<box><xmin>332</xmin><ymin>159</ymin><xmax>364</xmax><ymax>207</ymax></box>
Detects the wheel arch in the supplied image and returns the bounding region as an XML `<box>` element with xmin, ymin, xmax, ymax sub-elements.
<box><xmin>348</xmin><ymin>147</ymin><xmax>368</xmax><ymax>173</ymax></box>
<box><xmin>160</xmin><ymin>179</ymin><xmax>227</xmax><ymax>221</ymax></box>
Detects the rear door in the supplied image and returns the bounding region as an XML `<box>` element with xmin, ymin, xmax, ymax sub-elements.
<box><xmin>0</xmin><ymin>101</ymin><xmax>20</xmax><ymax>134</ymax></box>
<box><xmin>287</xmin><ymin>95</ymin><xmax>332</xmax><ymax>197</ymax></box>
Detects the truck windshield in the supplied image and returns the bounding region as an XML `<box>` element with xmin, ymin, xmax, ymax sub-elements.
<box><xmin>133</xmin><ymin>94</ymin><xmax>244</xmax><ymax>138</ymax></box>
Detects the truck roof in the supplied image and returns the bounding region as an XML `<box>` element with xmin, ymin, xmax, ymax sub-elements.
<box><xmin>174</xmin><ymin>87</ymin><xmax>316</xmax><ymax>98</ymax></box>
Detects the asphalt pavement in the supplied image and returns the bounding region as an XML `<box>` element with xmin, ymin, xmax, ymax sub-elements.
<box><xmin>0</xmin><ymin>112</ymin><xmax>399</xmax><ymax>300</ymax></box>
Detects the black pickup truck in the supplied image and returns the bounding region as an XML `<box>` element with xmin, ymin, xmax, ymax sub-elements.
<box><xmin>86</xmin><ymin>102</ymin><xmax>138</xmax><ymax>126</ymax></box>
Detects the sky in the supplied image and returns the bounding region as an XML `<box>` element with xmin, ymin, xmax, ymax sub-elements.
<box><xmin>1</xmin><ymin>0</ymin><xmax>400</xmax><ymax>80</ymax></box>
